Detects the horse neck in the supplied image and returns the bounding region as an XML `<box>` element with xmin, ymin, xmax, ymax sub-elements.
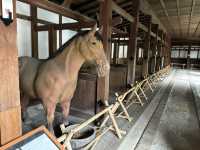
<box><xmin>54</xmin><ymin>40</ymin><xmax>85</xmax><ymax>79</ymax></box>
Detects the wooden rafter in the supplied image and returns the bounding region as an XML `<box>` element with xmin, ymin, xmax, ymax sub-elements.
<box><xmin>176</xmin><ymin>0</ymin><xmax>182</xmax><ymax>36</ymax></box>
<box><xmin>18</xmin><ymin>0</ymin><xmax>95</xmax><ymax>23</ymax></box>
<box><xmin>159</xmin><ymin>0</ymin><xmax>175</xmax><ymax>34</ymax></box>
<box><xmin>111</xmin><ymin>0</ymin><xmax>134</xmax><ymax>23</ymax></box>
<box><xmin>62</xmin><ymin>0</ymin><xmax>73</xmax><ymax>7</ymax></box>
<box><xmin>188</xmin><ymin>0</ymin><xmax>196</xmax><ymax>36</ymax></box>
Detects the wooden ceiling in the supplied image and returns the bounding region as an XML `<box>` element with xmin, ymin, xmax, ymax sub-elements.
<box><xmin>48</xmin><ymin>0</ymin><xmax>200</xmax><ymax>40</ymax></box>
<box><xmin>146</xmin><ymin>0</ymin><xmax>200</xmax><ymax>40</ymax></box>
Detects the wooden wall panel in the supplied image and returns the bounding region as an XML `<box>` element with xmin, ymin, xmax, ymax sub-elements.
<box><xmin>70</xmin><ymin>73</ymin><xmax>97</xmax><ymax>119</ymax></box>
<box><xmin>0</xmin><ymin>107</ymin><xmax>21</xmax><ymax>145</ymax></box>
<box><xmin>109</xmin><ymin>65</ymin><xmax>127</xmax><ymax>91</ymax></box>
<box><xmin>0</xmin><ymin>0</ymin><xmax>22</xmax><ymax>145</ymax></box>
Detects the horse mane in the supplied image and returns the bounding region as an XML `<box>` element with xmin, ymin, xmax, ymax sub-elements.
<box><xmin>48</xmin><ymin>30</ymin><xmax>103</xmax><ymax>59</ymax></box>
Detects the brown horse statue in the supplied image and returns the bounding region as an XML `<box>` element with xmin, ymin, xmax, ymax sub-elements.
<box><xmin>19</xmin><ymin>24</ymin><xmax>110</xmax><ymax>133</ymax></box>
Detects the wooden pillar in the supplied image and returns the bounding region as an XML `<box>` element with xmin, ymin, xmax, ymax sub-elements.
<box><xmin>160</xmin><ymin>31</ymin><xmax>164</xmax><ymax>69</ymax></box>
<box><xmin>113</xmin><ymin>42</ymin><xmax>118</xmax><ymax>65</ymax></box>
<box><xmin>98</xmin><ymin>0</ymin><xmax>112</xmax><ymax>102</ymax></box>
<box><xmin>142</xmin><ymin>15</ymin><xmax>152</xmax><ymax>78</ymax></box>
<box><xmin>31</xmin><ymin>6</ymin><xmax>38</xmax><ymax>58</ymax></box>
<box><xmin>152</xmin><ymin>24</ymin><xmax>159</xmax><ymax>73</ymax></box>
<box><xmin>127</xmin><ymin>0</ymin><xmax>140</xmax><ymax>84</ymax></box>
<box><xmin>187</xmin><ymin>44</ymin><xmax>191</xmax><ymax>69</ymax></box>
<box><xmin>48</xmin><ymin>25</ymin><xmax>57</xmax><ymax>57</ymax></box>
<box><xmin>156</xmin><ymin>30</ymin><xmax>163</xmax><ymax>71</ymax></box>
<box><xmin>59</xmin><ymin>15</ymin><xmax>62</xmax><ymax>47</ymax></box>
<box><xmin>0</xmin><ymin>0</ymin><xmax>22</xmax><ymax>145</ymax></box>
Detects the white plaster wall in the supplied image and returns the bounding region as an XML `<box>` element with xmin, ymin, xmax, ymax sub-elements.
<box><xmin>16</xmin><ymin>1</ymin><xmax>30</xmax><ymax>16</ymax></box>
<box><xmin>62</xmin><ymin>16</ymin><xmax>77</xmax><ymax>44</ymax></box>
<box><xmin>38</xmin><ymin>31</ymin><xmax>49</xmax><ymax>59</ymax></box>
<box><xmin>17</xmin><ymin>19</ymin><xmax>32</xmax><ymax>57</ymax></box>
<box><xmin>16</xmin><ymin>1</ymin><xmax>79</xmax><ymax>58</ymax></box>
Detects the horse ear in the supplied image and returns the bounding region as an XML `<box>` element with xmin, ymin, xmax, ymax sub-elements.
<box><xmin>98</xmin><ymin>26</ymin><xmax>103</xmax><ymax>35</ymax></box>
<box><xmin>88</xmin><ymin>23</ymin><xmax>97</xmax><ymax>37</ymax></box>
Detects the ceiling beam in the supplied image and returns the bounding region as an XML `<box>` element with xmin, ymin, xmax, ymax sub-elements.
<box><xmin>18</xmin><ymin>0</ymin><xmax>95</xmax><ymax>23</ymax></box>
<box><xmin>62</xmin><ymin>0</ymin><xmax>73</xmax><ymax>7</ymax></box>
<box><xmin>176</xmin><ymin>0</ymin><xmax>182</xmax><ymax>37</ymax></box>
<box><xmin>187</xmin><ymin>0</ymin><xmax>196</xmax><ymax>37</ymax></box>
<box><xmin>111</xmin><ymin>0</ymin><xmax>134</xmax><ymax>22</ymax></box>
<box><xmin>159</xmin><ymin>0</ymin><xmax>175</xmax><ymax>34</ymax></box>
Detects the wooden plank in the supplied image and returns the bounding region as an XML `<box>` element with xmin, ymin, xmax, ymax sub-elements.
<box><xmin>127</xmin><ymin>0</ymin><xmax>140</xmax><ymax>85</ymax></box>
<box><xmin>48</xmin><ymin>25</ymin><xmax>57</xmax><ymax>57</ymax></box>
<box><xmin>0</xmin><ymin>107</ymin><xmax>22</xmax><ymax>145</ymax></box>
<box><xmin>0</xmin><ymin>1</ymin><xmax>22</xmax><ymax>145</ymax></box>
<box><xmin>18</xmin><ymin>0</ymin><xmax>94</xmax><ymax>23</ymax></box>
<box><xmin>31</xmin><ymin>6</ymin><xmax>38</xmax><ymax>58</ymax></box>
<box><xmin>97</xmin><ymin>0</ymin><xmax>112</xmax><ymax>102</ymax></box>
<box><xmin>111</xmin><ymin>0</ymin><xmax>134</xmax><ymax>23</ymax></box>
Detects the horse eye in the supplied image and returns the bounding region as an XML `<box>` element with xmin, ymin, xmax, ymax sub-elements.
<box><xmin>92</xmin><ymin>42</ymin><xmax>96</xmax><ymax>45</ymax></box>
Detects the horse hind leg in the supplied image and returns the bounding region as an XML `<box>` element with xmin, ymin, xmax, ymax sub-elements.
<box><xmin>20</xmin><ymin>94</ymin><xmax>30</xmax><ymax>122</ymax></box>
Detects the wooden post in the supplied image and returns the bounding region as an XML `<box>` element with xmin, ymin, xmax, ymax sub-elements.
<box><xmin>0</xmin><ymin>0</ymin><xmax>22</xmax><ymax>145</ymax></box>
<box><xmin>59</xmin><ymin>15</ymin><xmax>62</xmax><ymax>47</ymax></box>
<box><xmin>156</xmin><ymin>30</ymin><xmax>163</xmax><ymax>71</ymax></box>
<box><xmin>48</xmin><ymin>25</ymin><xmax>57</xmax><ymax>57</ymax></box>
<box><xmin>127</xmin><ymin>0</ymin><xmax>140</xmax><ymax>85</ymax></box>
<box><xmin>142</xmin><ymin>15</ymin><xmax>152</xmax><ymax>78</ymax></box>
<box><xmin>154</xmin><ymin>24</ymin><xmax>159</xmax><ymax>72</ymax></box>
<box><xmin>113</xmin><ymin>42</ymin><xmax>118</xmax><ymax>65</ymax></box>
<box><xmin>31</xmin><ymin>6</ymin><xmax>38</xmax><ymax>58</ymax></box>
<box><xmin>98</xmin><ymin>0</ymin><xmax>112</xmax><ymax>102</ymax></box>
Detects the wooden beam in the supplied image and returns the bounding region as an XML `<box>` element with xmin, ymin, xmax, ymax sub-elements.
<box><xmin>36</xmin><ymin>22</ymin><xmax>96</xmax><ymax>31</ymax></box>
<box><xmin>176</xmin><ymin>0</ymin><xmax>182</xmax><ymax>37</ymax></box>
<box><xmin>18</xmin><ymin>0</ymin><xmax>95</xmax><ymax>23</ymax></box>
<box><xmin>127</xmin><ymin>0</ymin><xmax>140</xmax><ymax>84</ymax></box>
<box><xmin>112</xmin><ymin>27</ymin><xmax>128</xmax><ymax>35</ymax></box>
<box><xmin>111</xmin><ymin>0</ymin><xmax>134</xmax><ymax>23</ymax></box>
<box><xmin>159</xmin><ymin>0</ymin><xmax>175</xmax><ymax>34</ymax></box>
<box><xmin>16</xmin><ymin>13</ymin><xmax>53</xmax><ymax>25</ymax></box>
<box><xmin>31</xmin><ymin>6</ymin><xmax>38</xmax><ymax>58</ymax></box>
<box><xmin>187</xmin><ymin>0</ymin><xmax>195</xmax><ymax>36</ymax></box>
<box><xmin>62</xmin><ymin>0</ymin><xmax>73</xmax><ymax>7</ymax></box>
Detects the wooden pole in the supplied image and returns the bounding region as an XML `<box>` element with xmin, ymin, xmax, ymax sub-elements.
<box><xmin>97</xmin><ymin>0</ymin><xmax>112</xmax><ymax>102</ymax></box>
<box><xmin>127</xmin><ymin>0</ymin><xmax>140</xmax><ymax>85</ymax></box>
<box><xmin>142</xmin><ymin>15</ymin><xmax>152</xmax><ymax>78</ymax></box>
<box><xmin>48</xmin><ymin>25</ymin><xmax>57</xmax><ymax>57</ymax></box>
<box><xmin>31</xmin><ymin>6</ymin><xmax>38</xmax><ymax>58</ymax></box>
<box><xmin>59</xmin><ymin>15</ymin><xmax>62</xmax><ymax>47</ymax></box>
<box><xmin>0</xmin><ymin>0</ymin><xmax>22</xmax><ymax>145</ymax></box>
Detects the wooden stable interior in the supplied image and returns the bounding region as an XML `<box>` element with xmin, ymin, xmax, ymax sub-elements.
<box><xmin>0</xmin><ymin>0</ymin><xmax>175</xmax><ymax>146</ymax></box>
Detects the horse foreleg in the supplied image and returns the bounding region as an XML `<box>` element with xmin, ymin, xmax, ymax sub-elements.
<box><xmin>44</xmin><ymin>101</ymin><xmax>56</xmax><ymax>134</ymax></box>
<box><xmin>61</xmin><ymin>100</ymin><xmax>71</xmax><ymax>126</ymax></box>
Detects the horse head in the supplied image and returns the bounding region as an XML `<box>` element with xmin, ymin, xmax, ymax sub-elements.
<box><xmin>79</xmin><ymin>24</ymin><xmax>110</xmax><ymax>77</ymax></box>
